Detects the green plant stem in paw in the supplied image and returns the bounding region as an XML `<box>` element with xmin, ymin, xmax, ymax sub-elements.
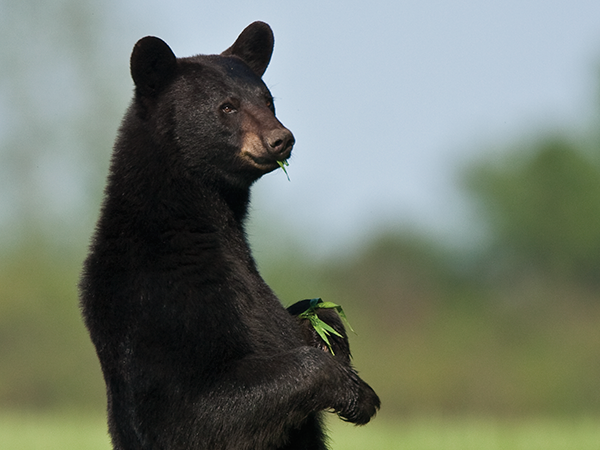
<box><xmin>297</xmin><ymin>298</ymin><xmax>354</xmax><ymax>355</ymax></box>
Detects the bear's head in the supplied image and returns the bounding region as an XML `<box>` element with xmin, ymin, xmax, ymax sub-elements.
<box><xmin>128</xmin><ymin>21</ymin><xmax>294</xmax><ymax>189</ymax></box>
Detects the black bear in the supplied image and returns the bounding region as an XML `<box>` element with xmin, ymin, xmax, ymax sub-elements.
<box><xmin>80</xmin><ymin>21</ymin><xmax>379</xmax><ymax>450</ymax></box>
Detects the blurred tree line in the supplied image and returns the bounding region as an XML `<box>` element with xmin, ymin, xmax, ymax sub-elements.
<box><xmin>0</xmin><ymin>0</ymin><xmax>124</xmax><ymax>410</ymax></box>
<box><xmin>1</xmin><ymin>0</ymin><xmax>599</xmax><ymax>416</ymax></box>
<box><xmin>467</xmin><ymin>136</ymin><xmax>600</xmax><ymax>288</ymax></box>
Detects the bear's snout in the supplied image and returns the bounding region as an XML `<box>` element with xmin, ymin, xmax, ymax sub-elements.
<box><xmin>240</xmin><ymin>109</ymin><xmax>295</xmax><ymax>169</ymax></box>
<box><xmin>267</xmin><ymin>128</ymin><xmax>295</xmax><ymax>160</ymax></box>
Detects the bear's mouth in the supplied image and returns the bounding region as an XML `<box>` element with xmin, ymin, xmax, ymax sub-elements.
<box><xmin>241</xmin><ymin>147</ymin><xmax>292</xmax><ymax>171</ymax></box>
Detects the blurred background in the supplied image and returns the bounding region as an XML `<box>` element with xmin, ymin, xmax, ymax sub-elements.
<box><xmin>2</xmin><ymin>0</ymin><xmax>600</xmax><ymax>448</ymax></box>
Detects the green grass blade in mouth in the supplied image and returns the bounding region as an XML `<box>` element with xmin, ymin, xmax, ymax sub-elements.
<box><xmin>277</xmin><ymin>160</ymin><xmax>290</xmax><ymax>181</ymax></box>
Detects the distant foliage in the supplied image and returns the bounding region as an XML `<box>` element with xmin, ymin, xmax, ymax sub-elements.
<box><xmin>466</xmin><ymin>137</ymin><xmax>600</xmax><ymax>286</ymax></box>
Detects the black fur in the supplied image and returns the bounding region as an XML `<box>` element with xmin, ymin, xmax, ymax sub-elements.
<box><xmin>80</xmin><ymin>22</ymin><xmax>379</xmax><ymax>450</ymax></box>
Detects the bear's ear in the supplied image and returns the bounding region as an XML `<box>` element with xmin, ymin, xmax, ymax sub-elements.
<box><xmin>130</xmin><ymin>36</ymin><xmax>177</xmax><ymax>97</ymax></box>
<box><xmin>221</xmin><ymin>21</ymin><xmax>274</xmax><ymax>77</ymax></box>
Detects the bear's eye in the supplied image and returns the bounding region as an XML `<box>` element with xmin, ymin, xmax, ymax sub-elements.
<box><xmin>221</xmin><ymin>103</ymin><xmax>237</xmax><ymax>114</ymax></box>
<box><xmin>266</xmin><ymin>98</ymin><xmax>275</xmax><ymax>113</ymax></box>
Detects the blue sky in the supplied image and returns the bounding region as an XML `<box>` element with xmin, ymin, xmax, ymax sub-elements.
<box><xmin>10</xmin><ymin>0</ymin><xmax>600</xmax><ymax>254</ymax></box>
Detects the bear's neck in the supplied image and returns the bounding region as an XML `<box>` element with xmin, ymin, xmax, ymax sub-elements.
<box><xmin>106</xmin><ymin>169</ymin><xmax>250</xmax><ymax>235</ymax></box>
<box><xmin>103</xmin><ymin>153</ymin><xmax>253</xmax><ymax>254</ymax></box>
<box><xmin>212</xmin><ymin>180</ymin><xmax>251</xmax><ymax>226</ymax></box>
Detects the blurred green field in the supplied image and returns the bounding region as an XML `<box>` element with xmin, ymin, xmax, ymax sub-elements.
<box><xmin>1</xmin><ymin>412</ymin><xmax>599</xmax><ymax>450</ymax></box>
<box><xmin>328</xmin><ymin>416</ymin><xmax>600</xmax><ymax>450</ymax></box>
<box><xmin>0</xmin><ymin>412</ymin><xmax>110</xmax><ymax>450</ymax></box>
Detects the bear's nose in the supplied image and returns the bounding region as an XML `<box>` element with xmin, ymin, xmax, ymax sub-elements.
<box><xmin>267</xmin><ymin>128</ymin><xmax>295</xmax><ymax>158</ymax></box>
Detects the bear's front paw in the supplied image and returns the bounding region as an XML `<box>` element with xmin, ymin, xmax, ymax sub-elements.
<box><xmin>336</xmin><ymin>370</ymin><xmax>380</xmax><ymax>425</ymax></box>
